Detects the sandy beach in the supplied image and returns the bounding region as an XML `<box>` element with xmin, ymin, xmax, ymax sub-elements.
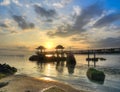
<box><xmin>0</xmin><ymin>75</ymin><xmax>89</xmax><ymax>92</ymax></box>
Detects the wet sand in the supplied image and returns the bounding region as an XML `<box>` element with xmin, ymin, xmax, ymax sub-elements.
<box><xmin>0</xmin><ymin>75</ymin><xmax>90</xmax><ymax>92</ymax></box>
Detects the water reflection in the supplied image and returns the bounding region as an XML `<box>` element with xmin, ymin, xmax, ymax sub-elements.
<box><xmin>35</xmin><ymin>59</ymin><xmax>76</xmax><ymax>75</ymax></box>
<box><xmin>66</xmin><ymin>53</ymin><xmax>76</xmax><ymax>74</ymax></box>
<box><xmin>36</xmin><ymin>61</ymin><xmax>45</xmax><ymax>72</ymax></box>
<box><xmin>56</xmin><ymin>61</ymin><xmax>64</xmax><ymax>73</ymax></box>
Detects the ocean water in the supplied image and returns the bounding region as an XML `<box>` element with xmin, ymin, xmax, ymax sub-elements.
<box><xmin>0</xmin><ymin>54</ymin><xmax>120</xmax><ymax>92</ymax></box>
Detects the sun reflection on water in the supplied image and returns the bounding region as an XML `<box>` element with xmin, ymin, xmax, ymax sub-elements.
<box><xmin>40</xmin><ymin>77</ymin><xmax>53</xmax><ymax>81</ymax></box>
<box><xmin>45</xmin><ymin>54</ymin><xmax>53</xmax><ymax>57</ymax></box>
<box><xmin>44</xmin><ymin>64</ymin><xmax>52</xmax><ymax>76</ymax></box>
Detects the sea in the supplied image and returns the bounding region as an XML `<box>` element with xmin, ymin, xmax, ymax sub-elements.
<box><xmin>0</xmin><ymin>54</ymin><xmax>120</xmax><ymax>92</ymax></box>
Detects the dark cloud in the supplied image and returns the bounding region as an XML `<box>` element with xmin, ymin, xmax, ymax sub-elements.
<box><xmin>73</xmin><ymin>2</ymin><xmax>103</xmax><ymax>31</ymax></box>
<box><xmin>34</xmin><ymin>5</ymin><xmax>57</xmax><ymax>18</ymax></box>
<box><xmin>0</xmin><ymin>23</ymin><xmax>8</xmax><ymax>28</ymax></box>
<box><xmin>12</xmin><ymin>15</ymin><xmax>34</xmax><ymax>29</ymax></box>
<box><xmin>94</xmin><ymin>12</ymin><xmax>120</xmax><ymax>27</ymax></box>
<box><xmin>16</xmin><ymin>46</ymin><xmax>29</xmax><ymax>50</ymax></box>
<box><xmin>0</xmin><ymin>46</ymin><xmax>28</xmax><ymax>51</ymax></box>
<box><xmin>71</xmin><ymin>36</ymin><xmax>87</xmax><ymax>42</ymax></box>
<box><xmin>71</xmin><ymin>36</ymin><xmax>120</xmax><ymax>48</ymax></box>
<box><xmin>47</xmin><ymin>2</ymin><xmax>103</xmax><ymax>37</ymax></box>
<box><xmin>0</xmin><ymin>46</ymin><xmax>30</xmax><ymax>55</ymax></box>
<box><xmin>46</xmin><ymin>19</ymin><xmax>53</xmax><ymax>22</ymax></box>
<box><xmin>47</xmin><ymin>24</ymin><xmax>74</xmax><ymax>37</ymax></box>
<box><xmin>94</xmin><ymin>37</ymin><xmax>120</xmax><ymax>48</ymax></box>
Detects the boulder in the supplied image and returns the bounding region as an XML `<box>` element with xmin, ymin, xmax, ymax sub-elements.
<box><xmin>0</xmin><ymin>82</ymin><xmax>9</xmax><ymax>88</ymax></box>
<box><xmin>0</xmin><ymin>63</ymin><xmax>17</xmax><ymax>77</ymax></box>
<box><xmin>87</xmin><ymin>68</ymin><xmax>105</xmax><ymax>83</ymax></box>
<box><xmin>29</xmin><ymin>55</ymin><xmax>39</xmax><ymax>61</ymax></box>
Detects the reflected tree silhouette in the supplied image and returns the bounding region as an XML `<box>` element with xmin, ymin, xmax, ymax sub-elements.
<box><xmin>30</xmin><ymin>45</ymin><xmax>77</xmax><ymax>74</ymax></box>
<box><xmin>66</xmin><ymin>52</ymin><xmax>76</xmax><ymax>74</ymax></box>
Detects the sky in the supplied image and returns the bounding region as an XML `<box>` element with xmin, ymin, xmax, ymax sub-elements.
<box><xmin>0</xmin><ymin>0</ymin><xmax>120</xmax><ymax>55</ymax></box>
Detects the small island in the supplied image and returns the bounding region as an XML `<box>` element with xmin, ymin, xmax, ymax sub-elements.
<box><xmin>29</xmin><ymin>45</ymin><xmax>67</xmax><ymax>62</ymax></box>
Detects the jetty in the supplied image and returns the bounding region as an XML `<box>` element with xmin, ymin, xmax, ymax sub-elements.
<box><xmin>32</xmin><ymin>47</ymin><xmax>120</xmax><ymax>55</ymax></box>
<box><xmin>29</xmin><ymin>46</ymin><xmax>120</xmax><ymax>67</ymax></box>
<box><xmin>72</xmin><ymin>48</ymin><xmax>120</xmax><ymax>54</ymax></box>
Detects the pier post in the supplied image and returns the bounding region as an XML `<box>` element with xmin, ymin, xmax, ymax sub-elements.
<box><xmin>88</xmin><ymin>50</ymin><xmax>90</xmax><ymax>67</ymax></box>
<box><xmin>93</xmin><ymin>52</ymin><xmax>96</xmax><ymax>67</ymax></box>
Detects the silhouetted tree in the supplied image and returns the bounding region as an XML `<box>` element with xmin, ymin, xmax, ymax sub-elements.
<box><xmin>55</xmin><ymin>45</ymin><xmax>64</xmax><ymax>50</ymax></box>
<box><xmin>36</xmin><ymin>46</ymin><xmax>45</xmax><ymax>54</ymax></box>
<box><xmin>55</xmin><ymin>45</ymin><xmax>64</xmax><ymax>53</ymax></box>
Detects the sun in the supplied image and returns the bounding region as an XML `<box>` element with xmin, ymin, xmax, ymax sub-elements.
<box><xmin>45</xmin><ymin>42</ymin><xmax>53</xmax><ymax>49</ymax></box>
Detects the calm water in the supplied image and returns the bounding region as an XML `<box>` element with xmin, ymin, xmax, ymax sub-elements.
<box><xmin>0</xmin><ymin>54</ymin><xmax>120</xmax><ymax>92</ymax></box>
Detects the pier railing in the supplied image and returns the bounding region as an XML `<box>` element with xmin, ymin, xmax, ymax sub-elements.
<box><xmin>72</xmin><ymin>48</ymin><xmax>120</xmax><ymax>54</ymax></box>
<box><xmin>44</xmin><ymin>48</ymin><xmax>120</xmax><ymax>55</ymax></box>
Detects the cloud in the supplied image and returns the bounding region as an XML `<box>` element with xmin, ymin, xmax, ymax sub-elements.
<box><xmin>0</xmin><ymin>46</ymin><xmax>28</xmax><ymax>52</ymax></box>
<box><xmin>34</xmin><ymin>5</ymin><xmax>57</xmax><ymax>18</ymax></box>
<box><xmin>0</xmin><ymin>23</ymin><xmax>8</xmax><ymax>28</ymax></box>
<box><xmin>0</xmin><ymin>46</ymin><xmax>30</xmax><ymax>55</ymax></box>
<box><xmin>94</xmin><ymin>37</ymin><xmax>120</xmax><ymax>48</ymax></box>
<box><xmin>0</xmin><ymin>0</ymin><xmax>10</xmax><ymax>6</ymax></box>
<box><xmin>94</xmin><ymin>12</ymin><xmax>120</xmax><ymax>27</ymax></box>
<box><xmin>73</xmin><ymin>6</ymin><xmax>81</xmax><ymax>16</ymax></box>
<box><xmin>52</xmin><ymin>0</ymin><xmax>72</xmax><ymax>8</ymax></box>
<box><xmin>71</xmin><ymin>35</ymin><xmax>87</xmax><ymax>42</ymax></box>
<box><xmin>73</xmin><ymin>2</ymin><xmax>103</xmax><ymax>31</ymax></box>
<box><xmin>12</xmin><ymin>0</ymin><xmax>22</xmax><ymax>6</ymax></box>
<box><xmin>47</xmin><ymin>2</ymin><xmax>103</xmax><ymax>37</ymax></box>
<box><xmin>12</xmin><ymin>15</ymin><xmax>35</xmax><ymax>29</ymax></box>
<box><xmin>44</xmin><ymin>19</ymin><xmax>53</xmax><ymax>22</ymax></box>
<box><xmin>47</xmin><ymin>24</ymin><xmax>74</xmax><ymax>37</ymax></box>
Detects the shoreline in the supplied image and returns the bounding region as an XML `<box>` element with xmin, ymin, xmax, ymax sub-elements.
<box><xmin>0</xmin><ymin>74</ymin><xmax>90</xmax><ymax>92</ymax></box>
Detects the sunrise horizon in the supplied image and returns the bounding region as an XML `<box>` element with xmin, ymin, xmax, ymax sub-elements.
<box><xmin>0</xmin><ymin>1</ymin><xmax>120</xmax><ymax>92</ymax></box>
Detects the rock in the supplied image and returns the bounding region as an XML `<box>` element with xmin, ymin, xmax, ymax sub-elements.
<box><xmin>66</xmin><ymin>53</ymin><xmax>76</xmax><ymax>67</ymax></box>
<box><xmin>0</xmin><ymin>63</ymin><xmax>17</xmax><ymax>76</ymax></box>
<box><xmin>0</xmin><ymin>73</ymin><xmax>6</xmax><ymax>79</ymax></box>
<box><xmin>66</xmin><ymin>53</ymin><xmax>76</xmax><ymax>74</ymax></box>
<box><xmin>87</xmin><ymin>68</ymin><xmax>105</xmax><ymax>83</ymax></box>
<box><xmin>29</xmin><ymin>55</ymin><xmax>39</xmax><ymax>61</ymax></box>
<box><xmin>25</xmin><ymin>90</ymin><xmax>31</xmax><ymax>92</ymax></box>
<box><xmin>29</xmin><ymin>54</ymin><xmax>46</xmax><ymax>61</ymax></box>
<box><xmin>0</xmin><ymin>82</ymin><xmax>9</xmax><ymax>88</ymax></box>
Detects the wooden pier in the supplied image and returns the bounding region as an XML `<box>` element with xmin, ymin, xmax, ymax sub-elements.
<box><xmin>72</xmin><ymin>48</ymin><xmax>120</xmax><ymax>54</ymax></box>
<box><xmin>43</xmin><ymin>48</ymin><xmax>120</xmax><ymax>55</ymax></box>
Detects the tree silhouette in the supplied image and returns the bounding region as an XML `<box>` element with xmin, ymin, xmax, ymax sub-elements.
<box><xmin>36</xmin><ymin>46</ymin><xmax>46</xmax><ymax>53</ymax></box>
<box><xmin>55</xmin><ymin>45</ymin><xmax>65</xmax><ymax>58</ymax></box>
<box><xmin>55</xmin><ymin>45</ymin><xmax>64</xmax><ymax>50</ymax></box>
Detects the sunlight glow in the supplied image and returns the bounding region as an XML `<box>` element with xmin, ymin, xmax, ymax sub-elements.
<box><xmin>45</xmin><ymin>54</ymin><xmax>53</xmax><ymax>57</ymax></box>
<box><xmin>47</xmin><ymin>64</ymin><xmax>51</xmax><ymax>70</ymax></box>
<box><xmin>36</xmin><ymin>77</ymin><xmax>53</xmax><ymax>81</ymax></box>
<box><xmin>45</xmin><ymin>42</ymin><xmax>54</xmax><ymax>49</ymax></box>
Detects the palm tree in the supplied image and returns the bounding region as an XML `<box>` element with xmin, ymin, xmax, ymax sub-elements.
<box><xmin>36</xmin><ymin>46</ymin><xmax>45</xmax><ymax>53</ymax></box>
<box><xmin>55</xmin><ymin>45</ymin><xmax>64</xmax><ymax>50</ymax></box>
<box><xmin>55</xmin><ymin>45</ymin><xmax>64</xmax><ymax>57</ymax></box>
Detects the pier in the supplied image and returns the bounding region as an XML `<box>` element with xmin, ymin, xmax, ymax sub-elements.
<box><xmin>30</xmin><ymin>46</ymin><xmax>119</xmax><ymax>67</ymax></box>
<box><xmin>44</xmin><ymin>47</ymin><xmax>120</xmax><ymax>67</ymax></box>
<box><xmin>42</xmin><ymin>48</ymin><xmax>120</xmax><ymax>55</ymax></box>
<box><xmin>72</xmin><ymin>48</ymin><xmax>120</xmax><ymax>54</ymax></box>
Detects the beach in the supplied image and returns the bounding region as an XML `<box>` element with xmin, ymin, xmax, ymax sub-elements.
<box><xmin>0</xmin><ymin>74</ymin><xmax>88</xmax><ymax>92</ymax></box>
